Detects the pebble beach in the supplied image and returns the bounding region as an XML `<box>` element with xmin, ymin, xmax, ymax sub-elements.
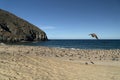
<box><xmin>0</xmin><ymin>45</ymin><xmax>120</xmax><ymax>80</ymax></box>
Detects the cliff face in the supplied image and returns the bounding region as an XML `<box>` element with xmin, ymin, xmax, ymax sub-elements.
<box><xmin>0</xmin><ymin>9</ymin><xmax>48</xmax><ymax>43</ymax></box>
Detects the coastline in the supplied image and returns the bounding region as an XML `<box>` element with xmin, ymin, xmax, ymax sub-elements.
<box><xmin>0</xmin><ymin>45</ymin><xmax>120</xmax><ymax>80</ymax></box>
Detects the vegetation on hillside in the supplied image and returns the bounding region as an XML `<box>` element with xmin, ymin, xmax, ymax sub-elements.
<box><xmin>0</xmin><ymin>9</ymin><xmax>47</xmax><ymax>42</ymax></box>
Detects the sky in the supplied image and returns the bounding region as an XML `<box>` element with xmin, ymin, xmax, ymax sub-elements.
<box><xmin>0</xmin><ymin>0</ymin><xmax>120</xmax><ymax>39</ymax></box>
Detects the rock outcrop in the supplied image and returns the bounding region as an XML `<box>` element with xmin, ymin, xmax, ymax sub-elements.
<box><xmin>0</xmin><ymin>9</ymin><xmax>48</xmax><ymax>43</ymax></box>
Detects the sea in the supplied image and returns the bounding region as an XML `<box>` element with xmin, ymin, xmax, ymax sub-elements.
<box><xmin>10</xmin><ymin>39</ymin><xmax>120</xmax><ymax>50</ymax></box>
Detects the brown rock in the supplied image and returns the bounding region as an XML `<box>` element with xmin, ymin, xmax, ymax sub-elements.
<box><xmin>0</xmin><ymin>9</ymin><xmax>48</xmax><ymax>43</ymax></box>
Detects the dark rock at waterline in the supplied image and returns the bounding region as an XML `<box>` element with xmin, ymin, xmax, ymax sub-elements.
<box><xmin>0</xmin><ymin>9</ymin><xmax>48</xmax><ymax>43</ymax></box>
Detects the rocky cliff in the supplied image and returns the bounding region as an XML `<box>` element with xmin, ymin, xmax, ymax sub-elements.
<box><xmin>0</xmin><ymin>9</ymin><xmax>48</xmax><ymax>43</ymax></box>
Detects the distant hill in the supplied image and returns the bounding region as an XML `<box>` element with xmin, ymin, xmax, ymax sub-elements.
<box><xmin>0</xmin><ymin>9</ymin><xmax>48</xmax><ymax>43</ymax></box>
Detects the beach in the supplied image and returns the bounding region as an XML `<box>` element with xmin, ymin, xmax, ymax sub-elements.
<box><xmin>0</xmin><ymin>45</ymin><xmax>120</xmax><ymax>80</ymax></box>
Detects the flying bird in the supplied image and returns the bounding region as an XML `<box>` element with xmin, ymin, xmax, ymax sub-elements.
<box><xmin>89</xmin><ymin>33</ymin><xmax>99</xmax><ymax>40</ymax></box>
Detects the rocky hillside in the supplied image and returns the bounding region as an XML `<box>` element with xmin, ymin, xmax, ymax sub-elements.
<box><xmin>0</xmin><ymin>9</ymin><xmax>48</xmax><ymax>43</ymax></box>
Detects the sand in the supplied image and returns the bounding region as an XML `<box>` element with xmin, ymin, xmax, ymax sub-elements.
<box><xmin>0</xmin><ymin>45</ymin><xmax>120</xmax><ymax>80</ymax></box>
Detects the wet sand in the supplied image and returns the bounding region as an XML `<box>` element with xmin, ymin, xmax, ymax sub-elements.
<box><xmin>0</xmin><ymin>45</ymin><xmax>120</xmax><ymax>80</ymax></box>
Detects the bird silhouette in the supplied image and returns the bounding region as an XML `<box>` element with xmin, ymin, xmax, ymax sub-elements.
<box><xmin>89</xmin><ymin>33</ymin><xmax>99</xmax><ymax>40</ymax></box>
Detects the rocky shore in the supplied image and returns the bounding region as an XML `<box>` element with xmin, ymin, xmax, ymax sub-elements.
<box><xmin>0</xmin><ymin>45</ymin><xmax>120</xmax><ymax>80</ymax></box>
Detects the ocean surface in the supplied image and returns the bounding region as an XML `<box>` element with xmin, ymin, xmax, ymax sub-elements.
<box><xmin>11</xmin><ymin>39</ymin><xmax>120</xmax><ymax>49</ymax></box>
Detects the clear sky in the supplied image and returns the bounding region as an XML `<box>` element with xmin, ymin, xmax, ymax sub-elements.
<box><xmin>0</xmin><ymin>0</ymin><xmax>120</xmax><ymax>39</ymax></box>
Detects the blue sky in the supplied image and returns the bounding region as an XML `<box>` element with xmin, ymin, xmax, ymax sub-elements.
<box><xmin>0</xmin><ymin>0</ymin><xmax>120</xmax><ymax>39</ymax></box>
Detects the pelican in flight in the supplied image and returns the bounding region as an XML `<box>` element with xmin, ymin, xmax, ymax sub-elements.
<box><xmin>89</xmin><ymin>33</ymin><xmax>99</xmax><ymax>40</ymax></box>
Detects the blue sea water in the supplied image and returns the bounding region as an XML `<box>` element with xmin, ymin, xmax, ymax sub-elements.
<box><xmin>12</xmin><ymin>39</ymin><xmax>120</xmax><ymax>49</ymax></box>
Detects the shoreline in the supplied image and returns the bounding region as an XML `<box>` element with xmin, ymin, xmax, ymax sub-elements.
<box><xmin>1</xmin><ymin>39</ymin><xmax>120</xmax><ymax>50</ymax></box>
<box><xmin>1</xmin><ymin>42</ymin><xmax>120</xmax><ymax>50</ymax></box>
